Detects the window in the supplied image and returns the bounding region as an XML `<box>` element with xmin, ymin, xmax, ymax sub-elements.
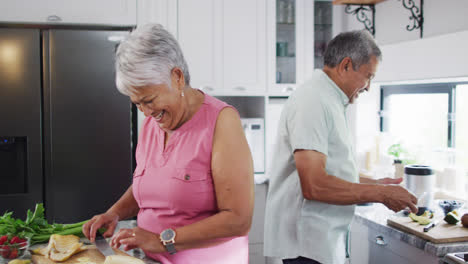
<box><xmin>456</xmin><ymin>85</ymin><xmax>468</xmax><ymax>169</ymax></box>
<box><xmin>380</xmin><ymin>83</ymin><xmax>468</xmax><ymax>195</ymax></box>
<box><xmin>380</xmin><ymin>84</ymin><xmax>453</xmax><ymax>151</ymax></box>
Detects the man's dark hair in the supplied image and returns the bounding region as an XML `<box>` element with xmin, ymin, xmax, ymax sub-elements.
<box><xmin>324</xmin><ymin>30</ymin><xmax>382</xmax><ymax>70</ymax></box>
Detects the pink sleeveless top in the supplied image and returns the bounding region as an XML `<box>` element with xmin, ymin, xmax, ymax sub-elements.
<box><xmin>132</xmin><ymin>92</ymin><xmax>248</xmax><ymax>264</ymax></box>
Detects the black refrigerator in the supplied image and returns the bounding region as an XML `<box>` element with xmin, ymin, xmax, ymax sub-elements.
<box><xmin>0</xmin><ymin>26</ymin><xmax>136</xmax><ymax>223</ymax></box>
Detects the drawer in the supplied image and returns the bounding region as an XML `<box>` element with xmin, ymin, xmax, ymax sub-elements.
<box><xmin>350</xmin><ymin>220</ymin><xmax>439</xmax><ymax>264</ymax></box>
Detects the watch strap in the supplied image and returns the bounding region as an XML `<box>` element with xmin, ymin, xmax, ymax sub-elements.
<box><xmin>164</xmin><ymin>242</ymin><xmax>177</xmax><ymax>255</ymax></box>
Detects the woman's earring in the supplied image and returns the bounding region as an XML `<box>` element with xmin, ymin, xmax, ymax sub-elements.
<box><xmin>181</xmin><ymin>91</ymin><xmax>185</xmax><ymax>97</ymax></box>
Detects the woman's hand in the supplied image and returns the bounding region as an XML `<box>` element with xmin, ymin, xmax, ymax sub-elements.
<box><xmin>82</xmin><ymin>212</ymin><xmax>120</xmax><ymax>242</ymax></box>
<box><xmin>110</xmin><ymin>227</ymin><xmax>165</xmax><ymax>253</ymax></box>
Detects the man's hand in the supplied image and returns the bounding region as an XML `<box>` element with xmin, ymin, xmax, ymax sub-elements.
<box><xmin>381</xmin><ymin>185</ymin><xmax>418</xmax><ymax>213</ymax></box>
<box><xmin>377</xmin><ymin>177</ymin><xmax>403</xmax><ymax>185</ymax></box>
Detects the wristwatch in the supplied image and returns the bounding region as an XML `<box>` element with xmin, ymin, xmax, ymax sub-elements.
<box><xmin>160</xmin><ymin>228</ymin><xmax>177</xmax><ymax>255</ymax></box>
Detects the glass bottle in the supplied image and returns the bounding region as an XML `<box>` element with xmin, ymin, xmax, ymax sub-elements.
<box><xmin>277</xmin><ymin>0</ymin><xmax>286</xmax><ymax>24</ymax></box>
<box><xmin>286</xmin><ymin>0</ymin><xmax>294</xmax><ymax>24</ymax></box>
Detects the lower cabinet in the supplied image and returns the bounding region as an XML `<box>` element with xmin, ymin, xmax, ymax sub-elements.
<box><xmin>250</xmin><ymin>243</ymin><xmax>267</xmax><ymax>264</ymax></box>
<box><xmin>249</xmin><ymin>183</ymin><xmax>268</xmax><ymax>264</ymax></box>
<box><xmin>247</xmin><ymin>183</ymin><xmax>283</xmax><ymax>264</ymax></box>
<box><xmin>349</xmin><ymin>219</ymin><xmax>440</xmax><ymax>264</ymax></box>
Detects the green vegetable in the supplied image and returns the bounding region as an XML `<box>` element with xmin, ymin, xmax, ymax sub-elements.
<box><xmin>0</xmin><ymin>203</ymin><xmax>89</xmax><ymax>245</ymax></box>
<box><xmin>421</xmin><ymin>210</ymin><xmax>434</xmax><ymax>219</ymax></box>
<box><xmin>444</xmin><ymin>211</ymin><xmax>460</xmax><ymax>225</ymax></box>
<box><xmin>408</xmin><ymin>213</ymin><xmax>432</xmax><ymax>225</ymax></box>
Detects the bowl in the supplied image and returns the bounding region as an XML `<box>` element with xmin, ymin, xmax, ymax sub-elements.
<box><xmin>0</xmin><ymin>235</ymin><xmax>29</xmax><ymax>263</ymax></box>
<box><xmin>439</xmin><ymin>200</ymin><xmax>464</xmax><ymax>215</ymax></box>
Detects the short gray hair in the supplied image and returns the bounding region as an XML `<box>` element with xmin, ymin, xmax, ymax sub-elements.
<box><xmin>323</xmin><ymin>30</ymin><xmax>382</xmax><ymax>70</ymax></box>
<box><xmin>115</xmin><ymin>23</ymin><xmax>191</xmax><ymax>95</ymax></box>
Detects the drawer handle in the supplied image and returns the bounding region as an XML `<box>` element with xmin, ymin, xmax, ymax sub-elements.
<box><xmin>375</xmin><ymin>235</ymin><xmax>387</xmax><ymax>246</ymax></box>
<box><xmin>47</xmin><ymin>15</ymin><xmax>62</xmax><ymax>22</ymax></box>
<box><xmin>234</xmin><ymin>86</ymin><xmax>246</xmax><ymax>91</ymax></box>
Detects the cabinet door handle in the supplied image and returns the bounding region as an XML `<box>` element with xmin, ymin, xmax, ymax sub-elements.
<box><xmin>282</xmin><ymin>86</ymin><xmax>295</xmax><ymax>93</ymax></box>
<box><xmin>201</xmin><ymin>86</ymin><xmax>214</xmax><ymax>92</ymax></box>
<box><xmin>234</xmin><ymin>86</ymin><xmax>246</xmax><ymax>91</ymax></box>
<box><xmin>47</xmin><ymin>15</ymin><xmax>62</xmax><ymax>22</ymax></box>
<box><xmin>107</xmin><ymin>36</ymin><xmax>125</xmax><ymax>43</ymax></box>
<box><xmin>375</xmin><ymin>235</ymin><xmax>387</xmax><ymax>246</ymax></box>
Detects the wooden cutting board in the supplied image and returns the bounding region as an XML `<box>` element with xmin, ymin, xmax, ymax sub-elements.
<box><xmin>387</xmin><ymin>216</ymin><xmax>468</xmax><ymax>243</ymax></box>
<box><xmin>31</xmin><ymin>246</ymin><xmax>131</xmax><ymax>264</ymax></box>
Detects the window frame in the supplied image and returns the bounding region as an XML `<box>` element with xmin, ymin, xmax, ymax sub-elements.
<box><xmin>379</xmin><ymin>83</ymin><xmax>461</xmax><ymax>148</ymax></box>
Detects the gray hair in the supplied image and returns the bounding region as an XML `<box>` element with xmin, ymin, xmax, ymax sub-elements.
<box><xmin>323</xmin><ymin>30</ymin><xmax>382</xmax><ymax>70</ymax></box>
<box><xmin>115</xmin><ymin>23</ymin><xmax>190</xmax><ymax>95</ymax></box>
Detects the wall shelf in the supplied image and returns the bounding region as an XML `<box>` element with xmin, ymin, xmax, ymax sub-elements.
<box><xmin>333</xmin><ymin>0</ymin><xmax>386</xmax><ymax>4</ymax></box>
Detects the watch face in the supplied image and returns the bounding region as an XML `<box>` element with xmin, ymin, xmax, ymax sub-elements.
<box><xmin>161</xmin><ymin>229</ymin><xmax>175</xmax><ymax>241</ymax></box>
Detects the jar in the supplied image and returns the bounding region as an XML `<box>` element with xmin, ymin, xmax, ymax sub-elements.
<box><xmin>285</xmin><ymin>0</ymin><xmax>294</xmax><ymax>24</ymax></box>
<box><xmin>276</xmin><ymin>42</ymin><xmax>288</xmax><ymax>57</ymax></box>
<box><xmin>405</xmin><ymin>165</ymin><xmax>435</xmax><ymax>209</ymax></box>
<box><xmin>277</xmin><ymin>0</ymin><xmax>286</xmax><ymax>23</ymax></box>
<box><xmin>393</xmin><ymin>159</ymin><xmax>404</xmax><ymax>179</ymax></box>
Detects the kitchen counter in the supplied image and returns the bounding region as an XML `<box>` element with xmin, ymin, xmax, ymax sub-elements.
<box><xmin>113</xmin><ymin>220</ymin><xmax>160</xmax><ymax>264</ymax></box>
<box><xmin>28</xmin><ymin>220</ymin><xmax>160</xmax><ymax>264</ymax></box>
<box><xmin>354</xmin><ymin>203</ymin><xmax>468</xmax><ymax>263</ymax></box>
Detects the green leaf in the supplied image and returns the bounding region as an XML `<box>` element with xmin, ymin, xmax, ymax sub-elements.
<box><xmin>387</xmin><ymin>143</ymin><xmax>408</xmax><ymax>159</ymax></box>
<box><xmin>0</xmin><ymin>203</ymin><xmax>89</xmax><ymax>246</ymax></box>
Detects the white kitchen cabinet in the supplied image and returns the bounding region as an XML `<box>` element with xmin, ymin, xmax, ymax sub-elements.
<box><xmin>267</xmin><ymin>0</ymin><xmax>315</xmax><ymax>96</ymax></box>
<box><xmin>176</xmin><ymin>0</ymin><xmax>267</xmax><ymax>96</ymax></box>
<box><xmin>265</xmin><ymin>97</ymin><xmax>287</xmax><ymax>175</ymax></box>
<box><xmin>350</xmin><ymin>219</ymin><xmax>439</xmax><ymax>264</ymax></box>
<box><xmin>177</xmin><ymin>0</ymin><xmax>222</xmax><ymax>94</ymax></box>
<box><xmin>137</xmin><ymin>0</ymin><xmax>177</xmax><ymax>35</ymax></box>
<box><xmin>267</xmin><ymin>0</ymin><xmax>335</xmax><ymax>96</ymax></box>
<box><xmin>222</xmin><ymin>0</ymin><xmax>267</xmax><ymax>95</ymax></box>
<box><xmin>249</xmin><ymin>183</ymin><xmax>268</xmax><ymax>264</ymax></box>
<box><xmin>0</xmin><ymin>0</ymin><xmax>136</xmax><ymax>26</ymax></box>
<box><xmin>250</xmin><ymin>243</ymin><xmax>267</xmax><ymax>264</ymax></box>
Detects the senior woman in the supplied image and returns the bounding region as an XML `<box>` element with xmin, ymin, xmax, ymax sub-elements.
<box><xmin>82</xmin><ymin>23</ymin><xmax>254</xmax><ymax>264</ymax></box>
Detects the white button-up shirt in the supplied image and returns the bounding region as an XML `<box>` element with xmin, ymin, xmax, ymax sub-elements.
<box><xmin>264</xmin><ymin>70</ymin><xmax>358</xmax><ymax>264</ymax></box>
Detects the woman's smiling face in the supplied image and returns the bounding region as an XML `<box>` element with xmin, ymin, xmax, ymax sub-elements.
<box><xmin>130</xmin><ymin>83</ymin><xmax>185</xmax><ymax>131</ymax></box>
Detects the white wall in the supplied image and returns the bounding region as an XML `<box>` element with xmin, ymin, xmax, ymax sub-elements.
<box><xmin>336</xmin><ymin>0</ymin><xmax>468</xmax><ymax>44</ymax></box>
<box><xmin>355</xmin><ymin>30</ymin><xmax>468</xmax><ymax>153</ymax></box>
<box><xmin>376</xmin><ymin>30</ymin><xmax>468</xmax><ymax>82</ymax></box>
<box><xmin>343</xmin><ymin>0</ymin><xmax>468</xmax><ymax>155</ymax></box>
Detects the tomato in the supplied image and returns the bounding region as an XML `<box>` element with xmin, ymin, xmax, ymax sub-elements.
<box><xmin>0</xmin><ymin>235</ymin><xmax>7</xmax><ymax>245</ymax></box>
<box><xmin>17</xmin><ymin>238</ymin><xmax>27</xmax><ymax>247</ymax></box>
<box><xmin>9</xmin><ymin>236</ymin><xmax>20</xmax><ymax>245</ymax></box>
<box><xmin>1</xmin><ymin>245</ymin><xmax>10</xmax><ymax>258</ymax></box>
<box><xmin>8</xmin><ymin>248</ymin><xmax>18</xmax><ymax>259</ymax></box>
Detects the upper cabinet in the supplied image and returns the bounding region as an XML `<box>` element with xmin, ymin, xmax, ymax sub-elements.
<box><xmin>0</xmin><ymin>0</ymin><xmax>136</xmax><ymax>26</ymax></box>
<box><xmin>267</xmin><ymin>0</ymin><xmax>333</xmax><ymax>96</ymax></box>
<box><xmin>314</xmin><ymin>1</ymin><xmax>334</xmax><ymax>69</ymax></box>
<box><xmin>177</xmin><ymin>0</ymin><xmax>267</xmax><ymax>96</ymax></box>
<box><xmin>222</xmin><ymin>0</ymin><xmax>267</xmax><ymax>95</ymax></box>
<box><xmin>177</xmin><ymin>0</ymin><xmax>221</xmax><ymax>94</ymax></box>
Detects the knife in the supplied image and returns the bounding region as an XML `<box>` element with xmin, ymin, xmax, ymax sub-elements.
<box><xmin>95</xmin><ymin>233</ymin><xmax>116</xmax><ymax>256</ymax></box>
<box><xmin>423</xmin><ymin>220</ymin><xmax>439</xmax><ymax>232</ymax></box>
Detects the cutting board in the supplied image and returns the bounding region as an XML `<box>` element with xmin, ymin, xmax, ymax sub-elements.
<box><xmin>31</xmin><ymin>246</ymin><xmax>131</xmax><ymax>264</ymax></box>
<box><xmin>387</xmin><ymin>216</ymin><xmax>468</xmax><ymax>243</ymax></box>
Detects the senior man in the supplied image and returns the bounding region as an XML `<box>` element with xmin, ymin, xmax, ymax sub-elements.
<box><xmin>263</xmin><ymin>30</ymin><xmax>418</xmax><ymax>264</ymax></box>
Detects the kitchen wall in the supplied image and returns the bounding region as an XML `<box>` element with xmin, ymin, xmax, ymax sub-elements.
<box><xmin>338</xmin><ymin>0</ymin><xmax>468</xmax><ymax>44</ymax></box>
<box><xmin>334</xmin><ymin>0</ymin><xmax>468</xmax><ymax>164</ymax></box>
